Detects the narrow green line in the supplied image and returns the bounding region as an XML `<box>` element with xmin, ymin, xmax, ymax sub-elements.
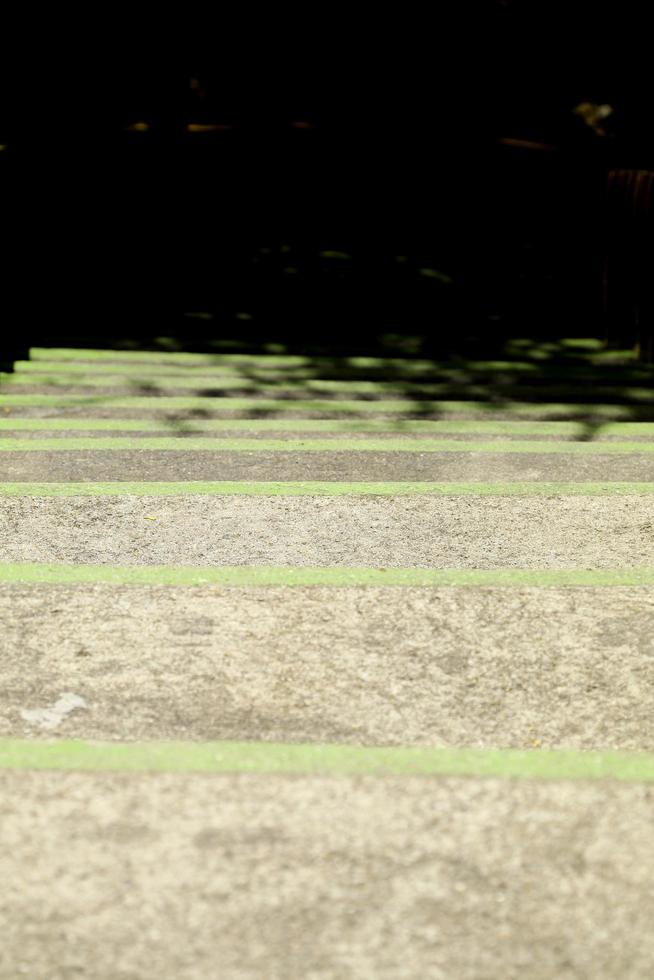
<box><xmin>29</xmin><ymin>347</ymin><xmax>317</xmax><ymax>366</ymax></box>
<box><xmin>18</xmin><ymin>361</ymin><xmax>295</xmax><ymax>376</ymax></box>
<box><xmin>0</xmin><ymin>394</ymin><xmax>647</xmax><ymax>418</ymax></box>
<box><xmin>3</xmin><ymin>373</ymin><xmax>253</xmax><ymax>389</ymax></box>
<box><xmin>1</xmin><ymin>563</ymin><xmax>654</xmax><ymax>587</ymax></box>
<box><xmin>15</xmin><ymin>358</ymin><xmax>654</xmax><ymax>381</ymax></box>
<box><xmin>3</xmin><ymin>417</ymin><xmax>654</xmax><ymax>436</ymax></box>
<box><xmin>1</xmin><ymin>481</ymin><xmax>654</xmax><ymax>497</ymax></box>
<box><xmin>1</xmin><ymin>738</ymin><xmax>654</xmax><ymax>781</ymax></box>
<box><xmin>13</xmin><ymin>359</ymin><xmax>509</xmax><ymax>376</ymax></box>
<box><xmin>1</xmin><ymin>437</ymin><xmax>654</xmax><ymax>453</ymax></box>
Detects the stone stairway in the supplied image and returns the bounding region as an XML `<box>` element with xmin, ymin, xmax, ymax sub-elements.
<box><xmin>1</xmin><ymin>342</ymin><xmax>654</xmax><ymax>979</ymax></box>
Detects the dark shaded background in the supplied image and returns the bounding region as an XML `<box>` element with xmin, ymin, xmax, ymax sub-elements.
<box><xmin>1</xmin><ymin>2</ymin><xmax>651</xmax><ymax>356</ymax></box>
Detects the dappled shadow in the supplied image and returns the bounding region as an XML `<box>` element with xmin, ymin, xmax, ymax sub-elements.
<box><xmin>7</xmin><ymin>333</ymin><xmax>651</xmax><ymax>438</ymax></box>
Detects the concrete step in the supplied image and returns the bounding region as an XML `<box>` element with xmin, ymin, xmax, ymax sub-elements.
<box><xmin>3</xmin><ymin>448</ymin><xmax>654</xmax><ymax>481</ymax></box>
<box><xmin>1</xmin><ymin>583</ymin><xmax>653</xmax><ymax>748</ymax></box>
<box><xmin>2</xmin><ymin>766</ymin><xmax>653</xmax><ymax>979</ymax></box>
<box><xmin>1</xmin><ymin>494</ymin><xmax>653</xmax><ymax>568</ymax></box>
<box><xmin>3</xmin><ymin>393</ymin><xmax>654</xmax><ymax>421</ymax></box>
<box><xmin>3</xmin><ymin>417</ymin><xmax>654</xmax><ymax>437</ymax></box>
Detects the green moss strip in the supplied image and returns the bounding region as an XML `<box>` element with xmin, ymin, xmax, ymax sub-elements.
<box><xmin>2</xmin><ymin>417</ymin><xmax>654</xmax><ymax>435</ymax></box>
<box><xmin>1</xmin><ymin>738</ymin><xmax>654</xmax><ymax>781</ymax></box>
<box><xmin>1</xmin><ymin>562</ymin><xmax>654</xmax><ymax>586</ymax></box>
<box><xmin>1</xmin><ymin>481</ymin><xmax>654</xmax><ymax>497</ymax></box>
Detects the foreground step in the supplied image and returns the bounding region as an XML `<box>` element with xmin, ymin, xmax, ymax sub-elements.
<box><xmin>1</xmin><ymin>494</ymin><xmax>653</xmax><ymax>567</ymax></box>
<box><xmin>2</xmin><ymin>584</ymin><xmax>654</xmax><ymax>748</ymax></box>
<box><xmin>1</xmin><ymin>766</ymin><xmax>653</xmax><ymax>979</ymax></box>
<box><xmin>3</xmin><ymin>448</ymin><xmax>654</xmax><ymax>481</ymax></box>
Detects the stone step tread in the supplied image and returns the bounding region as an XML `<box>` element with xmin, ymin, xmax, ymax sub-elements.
<box><xmin>1</xmin><ymin>495</ymin><xmax>653</xmax><ymax>568</ymax></box>
<box><xmin>1</xmin><ymin>584</ymin><xmax>653</xmax><ymax>749</ymax></box>
<box><xmin>3</xmin><ymin>449</ymin><xmax>654</xmax><ymax>481</ymax></box>
<box><xmin>1</xmin><ymin>767</ymin><xmax>652</xmax><ymax>979</ymax></box>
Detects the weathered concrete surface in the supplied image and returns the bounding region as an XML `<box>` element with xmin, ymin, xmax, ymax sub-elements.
<box><xmin>3</xmin><ymin>449</ymin><xmax>654</xmax><ymax>482</ymax></box>
<box><xmin>1</xmin><ymin>495</ymin><xmax>652</xmax><ymax>568</ymax></box>
<box><xmin>2</xmin><ymin>404</ymin><xmax>649</xmax><ymax>421</ymax></box>
<box><xmin>2</xmin><ymin>770</ymin><xmax>654</xmax><ymax>980</ymax></box>
<box><xmin>3</xmin><ymin>346</ymin><xmax>653</xmax><ymax>980</ymax></box>
<box><xmin>3</xmin><ymin>427</ymin><xmax>654</xmax><ymax>442</ymax></box>
<box><xmin>6</xmin><ymin>378</ymin><xmax>654</xmax><ymax>404</ymax></box>
<box><xmin>2</xmin><ymin>584</ymin><xmax>654</xmax><ymax>749</ymax></box>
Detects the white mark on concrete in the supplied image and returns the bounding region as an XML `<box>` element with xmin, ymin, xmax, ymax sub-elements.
<box><xmin>20</xmin><ymin>692</ymin><xmax>87</xmax><ymax>731</ymax></box>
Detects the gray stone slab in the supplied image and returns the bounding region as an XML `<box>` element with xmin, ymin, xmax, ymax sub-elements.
<box><xmin>1</xmin><ymin>495</ymin><xmax>653</xmax><ymax>568</ymax></box>
<box><xmin>4</xmin><ymin>427</ymin><xmax>654</xmax><ymax>442</ymax></box>
<box><xmin>2</xmin><ymin>769</ymin><xmax>654</xmax><ymax>979</ymax></box>
<box><xmin>3</xmin><ymin>449</ymin><xmax>654</xmax><ymax>482</ymax></box>
<box><xmin>2</xmin><ymin>584</ymin><xmax>654</xmax><ymax>749</ymax></box>
<box><xmin>2</xmin><ymin>407</ymin><xmax>425</xmax><ymax>419</ymax></box>
<box><xmin>3</xmin><ymin>404</ymin><xmax>651</xmax><ymax>422</ymax></box>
